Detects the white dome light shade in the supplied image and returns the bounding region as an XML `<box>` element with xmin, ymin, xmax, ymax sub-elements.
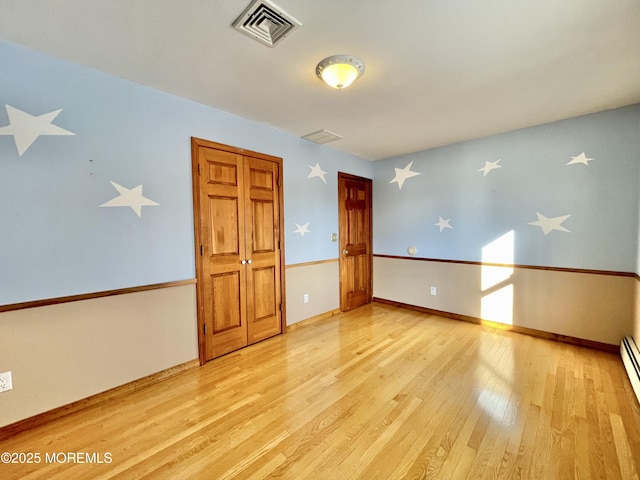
<box><xmin>316</xmin><ymin>55</ymin><xmax>365</xmax><ymax>89</ymax></box>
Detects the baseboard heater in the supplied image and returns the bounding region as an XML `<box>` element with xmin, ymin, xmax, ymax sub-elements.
<box><xmin>621</xmin><ymin>336</ymin><xmax>640</xmax><ymax>404</ymax></box>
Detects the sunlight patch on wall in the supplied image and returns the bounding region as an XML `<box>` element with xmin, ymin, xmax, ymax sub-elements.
<box><xmin>481</xmin><ymin>231</ymin><xmax>515</xmax><ymax>325</ymax></box>
<box><xmin>481</xmin><ymin>284</ymin><xmax>514</xmax><ymax>325</ymax></box>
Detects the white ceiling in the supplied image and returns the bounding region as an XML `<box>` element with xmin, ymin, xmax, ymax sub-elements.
<box><xmin>1</xmin><ymin>0</ymin><xmax>639</xmax><ymax>160</ymax></box>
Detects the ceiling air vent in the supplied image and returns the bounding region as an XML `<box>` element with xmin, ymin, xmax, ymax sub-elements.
<box><xmin>302</xmin><ymin>129</ymin><xmax>342</xmax><ymax>145</ymax></box>
<box><xmin>232</xmin><ymin>0</ymin><xmax>302</xmax><ymax>48</ymax></box>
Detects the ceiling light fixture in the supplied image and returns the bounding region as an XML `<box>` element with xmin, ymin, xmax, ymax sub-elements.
<box><xmin>316</xmin><ymin>55</ymin><xmax>365</xmax><ymax>89</ymax></box>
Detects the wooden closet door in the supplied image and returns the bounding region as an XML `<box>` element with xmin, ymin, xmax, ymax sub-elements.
<box><xmin>192</xmin><ymin>138</ymin><xmax>285</xmax><ymax>363</ymax></box>
<box><xmin>198</xmin><ymin>146</ymin><xmax>248</xmax><ymax>360</ymax></box>
<box><xmin>244</xmin><ymin>156</ymin><xmax>282</xmax><ymax>344</ymax></box>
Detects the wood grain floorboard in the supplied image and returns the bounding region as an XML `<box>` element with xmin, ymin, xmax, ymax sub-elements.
<box><xmin>1</xmin><ymin>303</ymin><xmax>639</xmax><ymax>479</ymax></box>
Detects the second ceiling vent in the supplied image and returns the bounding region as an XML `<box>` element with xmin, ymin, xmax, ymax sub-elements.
<box><xmin>232</xmin><ymin>0</ymin><xmax>302</xmax><ymax>48</ymax></box>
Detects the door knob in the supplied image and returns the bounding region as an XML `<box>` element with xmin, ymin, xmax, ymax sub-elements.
<box><xmin>247</xmin><ymin>259</ymin><xmax>252</xmax><ymax>264</ymax></box>
<box><xmin>342</xmin><ymin>249</ymin><xmax>349</xmax><ymax>255</ymax></box>
<box><xmin>241</xmin><ymin>260</ymin><xmax>247</xmax><ymax>265</ymax></box>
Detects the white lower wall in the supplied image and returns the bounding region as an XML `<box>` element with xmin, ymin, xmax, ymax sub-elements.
<box><xmin>285</xmin><ymin>261</ymin><xmax>340</xmax><ymax>326</ymax></box>
<box><xmin>0</xmin><ymin>284</ymin><xmax>198</xmax><ymax>427</ymax></box>
<box><xmin>374</xmin><ymin>256</ymin><xmax>634</xmax><ymax>346</ymax></box>
<box><xmin>634</xmin><ymin>278</ymin><xmax>640</xmax><ymax>342</ymax></box>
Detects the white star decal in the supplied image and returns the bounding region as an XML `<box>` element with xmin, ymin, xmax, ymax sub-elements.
<box><xmin>528</xmin><ymin>212</ymin><xmax>571</xmax><ymax>235</ymax></box>
<box><xmin>0</xmin><ymin>105</ymin><xmax>76</xmax><ymax>156</ymax></box>
<box><xmin>435</xmin><ymin>216</ymin><xmax>453</xmax><ymax>232</ymax></box>
<box><xmin>307</xmin><ymin>163</ymin><xmax>328</xmax><ymax>184</ymax></box>
<box><xmin>390</xmin><ymin>161</ymin><xmax>421</xmax><ymax>190</ymax></box>
<box><xmin>99</xmin><ymin>181</ymin><xmax>159</xmax><ymax>218</ymax></box>
<box><xmin>294</xmin><ymin>222</ymin><xmax>310</xmax><ymax>237</ymax></box>
<box><xmin>567</xmin><ymin>152</ymin><xmax>593</xmax><ymax>166</ymax></box>
<box><xmin>478</xmin><ymin>159</ymin><xmax>502</xmax><ymax>176</ymax></box>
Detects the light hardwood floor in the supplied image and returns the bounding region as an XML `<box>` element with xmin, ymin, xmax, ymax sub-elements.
<box><xmin>1</xmin><ymin>303</ymin><xmax>639</xmax><ymax>479</ymax></box>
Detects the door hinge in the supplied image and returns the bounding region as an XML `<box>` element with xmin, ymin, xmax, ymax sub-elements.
<box><xmin>200</xmin><ymin>245</ymin><xmax>204</xmax><ymax>256</ymax></box>
<box><xmin>277</xmin><ymin>177</ymin><xmax>281</xmax><ymax>187</ymax></box>
<box><xmin>198</xmin><ymin>164</ymin><xmax>201</xmax><ymax>175</ymax></box>
<box><xmin>203</xmin><ymin>324</ymin><xmax>206</xmax><ymax>335</ymax></box>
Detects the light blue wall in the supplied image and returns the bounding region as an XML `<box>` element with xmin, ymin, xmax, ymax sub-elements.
<box><xmin>2</xmin><ymin>39</ymin><xmax>637</xmax><ymax>306</ymax></box>
<box><xmin>0</xmin><ymin>41</ymin><xmax>372</xmax><ymax>305</ymax></box>
<box><xmin>373</xmin><ymin>105</ymin><xmax>640</xmax><ymax>272</ymax></box>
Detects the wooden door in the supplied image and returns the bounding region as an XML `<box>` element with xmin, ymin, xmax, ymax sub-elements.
<box><xmin>243</xmin><ymin>156</ymin><xmax>283</xmax><ymax>344</ymax></box>
<box><xmin>338</xmin><ymin>173</ymin><xmax>372</xmax><ymax>311</ymax></box>
<box><xmin>192</xmin><ymin>138</ymin><xmax>285</xmax><ymax>363</ymax></box>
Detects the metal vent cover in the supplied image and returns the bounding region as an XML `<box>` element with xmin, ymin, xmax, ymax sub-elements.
<box><xmin>301</xmin><ymin>129</ymin><xmax>342</xmax><ymax>144</ymax></box>
<box><xmin>233</xmin><ymin>0</ymin><xmax>302</xmax><ymax>48</ymax></box>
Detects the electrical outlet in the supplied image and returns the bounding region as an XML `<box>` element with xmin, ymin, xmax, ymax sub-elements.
<box><xmin>0</xmin><ymin>371</ymin><xmax>12</xmax><ymax>393</ymax></box>
<box><xmin>430</xmin><ymin>287</ymin><xmax>437</xmax><ymax>296</ymax></box>
<box><xmin>303</xmin><ymin>293</ymin><xmax>309</xmax><ymax>304</ymax></box>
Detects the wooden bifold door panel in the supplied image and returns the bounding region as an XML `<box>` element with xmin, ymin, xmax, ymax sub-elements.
<box><xmin>192</xmin><ymin>138</ymin><xmax>284</xmax><ymax>362</ymax></box>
